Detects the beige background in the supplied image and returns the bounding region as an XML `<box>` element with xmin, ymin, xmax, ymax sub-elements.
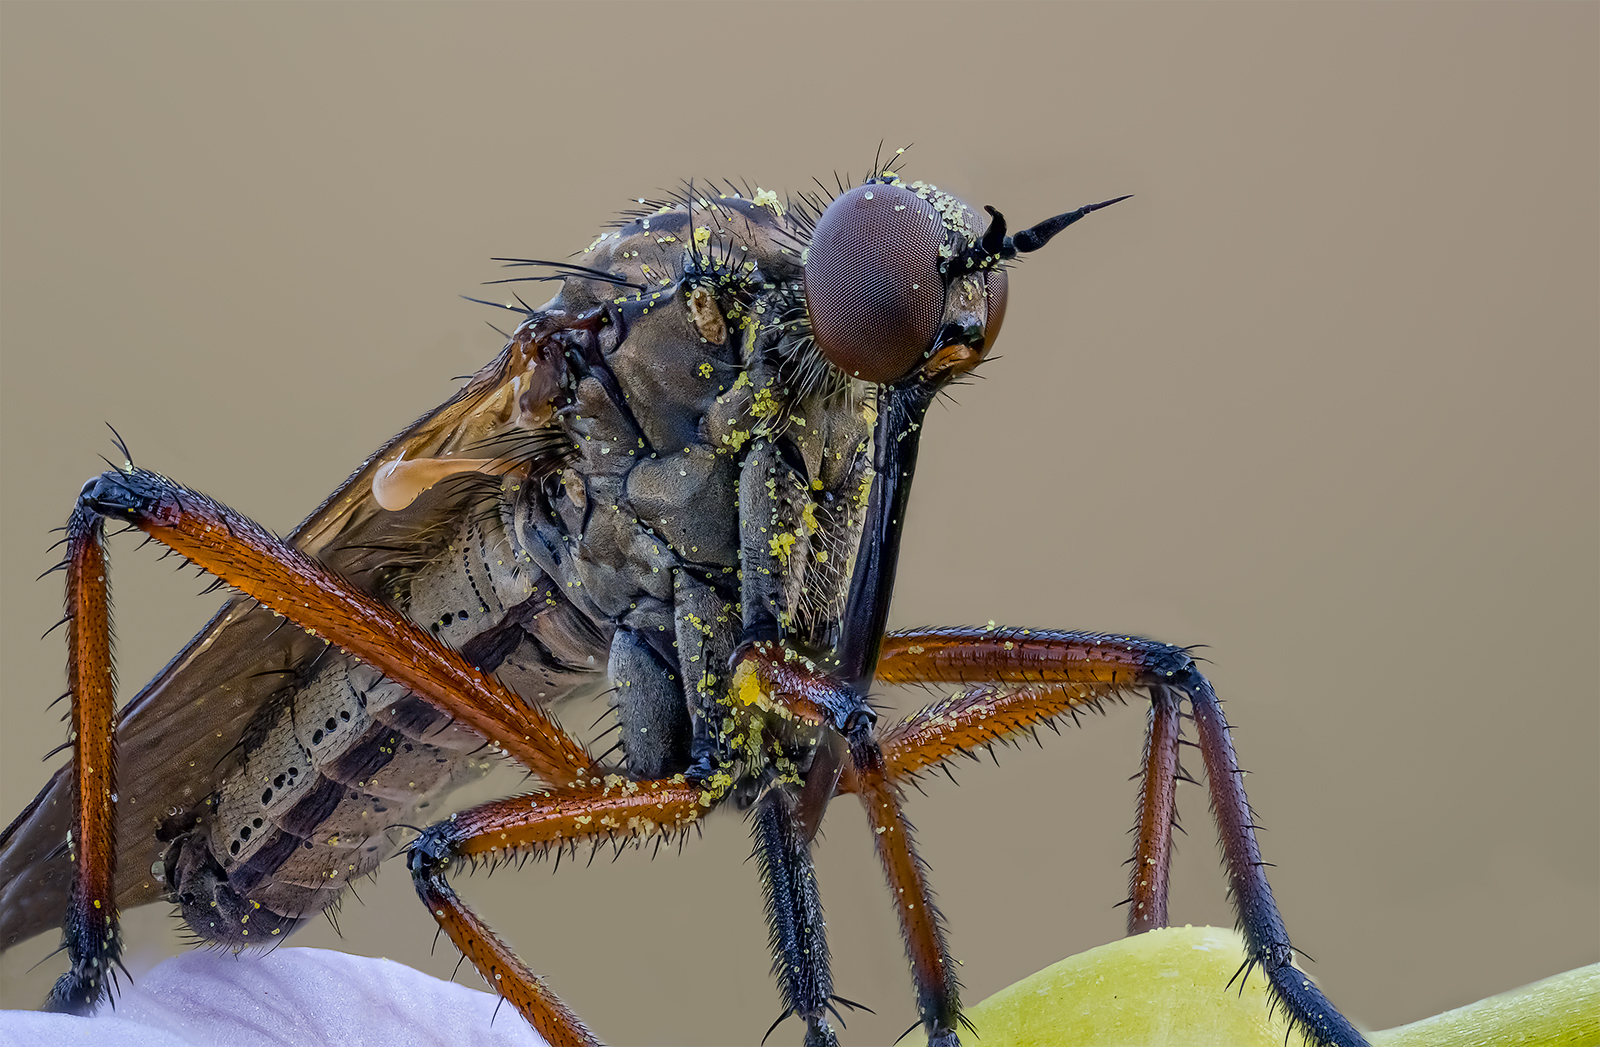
<box><xmin>2</xmin><ymin>4</ymin><xmax>1595</xmax><ymax>1044</ymax></box>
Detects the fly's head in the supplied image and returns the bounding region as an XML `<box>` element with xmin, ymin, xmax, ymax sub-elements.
<box><xmin>800</xmin><ymin>174</ymin><xmax>1127</xmax><ymax>394</ymax></box>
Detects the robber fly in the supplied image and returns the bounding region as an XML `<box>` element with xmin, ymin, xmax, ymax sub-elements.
<box><xmin>0</xmin><ymin>165</ymin><xmax>1369</xmax><ymax>1047</ymax></box>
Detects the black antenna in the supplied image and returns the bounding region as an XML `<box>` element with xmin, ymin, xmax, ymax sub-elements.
<box><xmin>1007</xmin><ymin>194</ymin><xmax>1132</xmax><ymax>256</ymax></box>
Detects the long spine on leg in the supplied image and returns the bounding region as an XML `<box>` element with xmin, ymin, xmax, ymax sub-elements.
<box><xmin>1187</xmin><ymin>675</ymin><xmax>1368</xmax><ymax>1047</ymax></box>
<box><xmin>1127</xmin><ymin>683</ymin><xmax>1180</xmax><ymax>934</ymax></box>
<box><xmin>45</xmin><ymin>505</ymin><xmax>122</xmax><ymax>1013</ymax></box>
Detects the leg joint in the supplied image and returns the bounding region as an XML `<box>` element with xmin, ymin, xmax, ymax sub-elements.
<box><xmin>406</xmin><ymin>823</ymin><xmax>456</xmax><ymax>880</ymax></box>
<box><xmin>1146</xmin><ymin>643</ymin><xmax>1198</xmax><ymax>685</ymax></box>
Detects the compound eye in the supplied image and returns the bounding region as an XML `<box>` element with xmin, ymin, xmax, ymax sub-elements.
<box><xmin>982</xmin><ymin>266</ymin><xmax>1008</xmax><ymax>350</ymax></box>
<box><xmin>804</xmin><ymin>183</ymin><xmax>945</xmax><ymax>383</ymax></box>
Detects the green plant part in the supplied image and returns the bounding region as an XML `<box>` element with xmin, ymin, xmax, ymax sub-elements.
<box><xmin>965</xmin><ymin>926</ymin><xmax>1600</xmax><ymax>1047</ymax></box>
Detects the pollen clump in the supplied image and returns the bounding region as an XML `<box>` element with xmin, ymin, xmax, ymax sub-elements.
<box><xmin>733</xmin><ymin>661</ymin><xmax>766</xmax><ymax>708</ymax></box>
<box><xmin>752</xmin><ymin>188</ymin><xmax>783</xmax><ymax>216</ymax></box>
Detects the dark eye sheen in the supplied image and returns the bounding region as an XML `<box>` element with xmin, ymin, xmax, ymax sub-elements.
<box><xmin>803</xmin><ymin>183</ymin><xmax>946</xmax><ymax>383</ymax></box>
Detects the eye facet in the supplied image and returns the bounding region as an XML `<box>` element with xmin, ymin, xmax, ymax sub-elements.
<box><xmin>803</xmin><ymin>183</ymin><xmax>946</xmax><ymax>383</ymax></box>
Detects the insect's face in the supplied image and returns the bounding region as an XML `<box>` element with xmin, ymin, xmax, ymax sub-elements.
<box><xmin>804</xmin><ymin>181</ymin><xmax>1007</xmax><ymax>386</ymax></box>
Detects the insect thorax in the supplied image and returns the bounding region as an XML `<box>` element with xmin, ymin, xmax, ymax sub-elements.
<box><xmin>506</xmin><ymin>191</ymin><xmax>879</xmax><ymax>791</ymax></box>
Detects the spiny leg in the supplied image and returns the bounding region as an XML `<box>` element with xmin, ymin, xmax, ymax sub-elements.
<box><xmin>407</xmin><ymin>777</ymin><xmax>704</xmax><ymax>1047</ymax></box>
<box><xmin>853</xmin><ymin>628</ymin><xmax>1171</xmax><ymax>786</ymax></box>
<box><xmin>76</xmin><ymin>464</ymin><xmax>598</xmax><ymax>787</ymax></box>
<box><xmin>1127</xmin><ymin>684</ymin><xmax>1181</xmax><ymax>934</ymax></box>
<box><xmin>753</xmin><ymin>786</ymin><xmax>842</xmax><ymax>1047</ymax></box>
<box><xmin>862</xmin><ymin>627</ymin><xmax>1370</xmax><ymax>1047</ymax></box>
<box><xmin>734</xmin><ymin>643</ymin><xmax>962</xmax><ymax>1046</ymax></box>
<box><xmin>43</xmin><ymin>504</ymin><xmax>122</xmax><ymax>1013</ymax></box>
<box><xmin>845</xmin><ymin>729</ymin><xmax>961</xmax><ymax>1047</ymax></box>
<box><xmin>1188</xmin><ymin>677</ymin><xmax>1366</xmax><ymax>1047</ymax></box>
